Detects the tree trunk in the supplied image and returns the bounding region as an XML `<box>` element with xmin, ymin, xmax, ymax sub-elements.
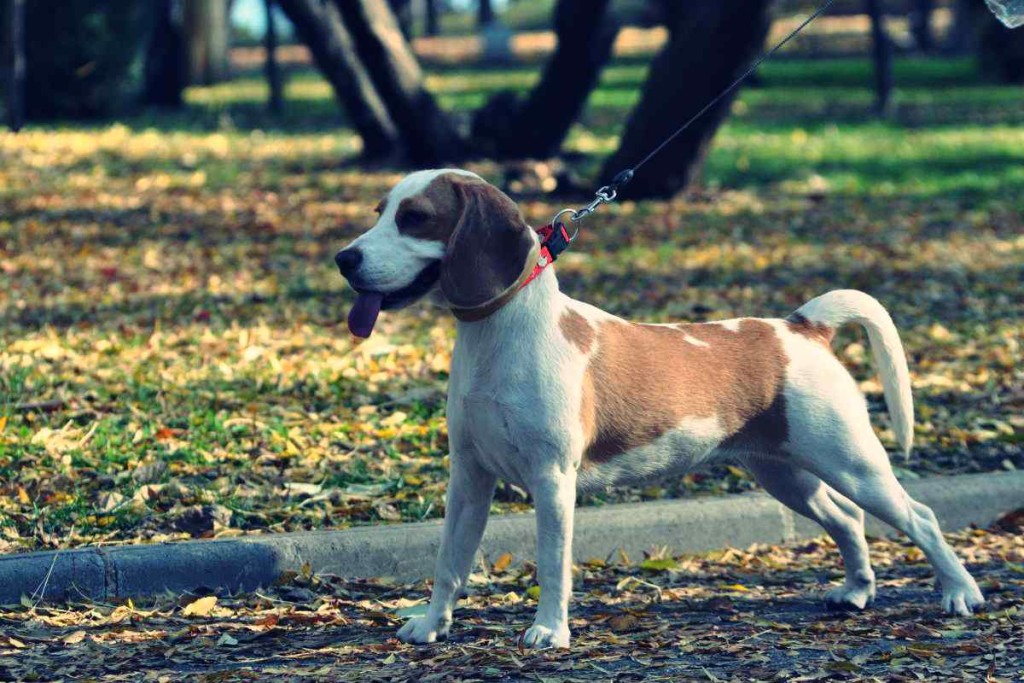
<box><xmin>3</xmin><ymin>0</ymin><xmax>25</xmax><ymax>131</ymax></box>
<box><xmin>424</xmin><ymin>0</ymin><xmax>439</xmax><ymax>37</ymax></box>
<box><xmin>909</xmin><ymin>0</ymin><xmax>934</xmax><ymax>52</ymax></box>
<box><xmin>277</xmin><ymin>0</ymin><xmax>400</xmax><ymax>159</ymax></box>
<box><xmin>970</xmin><ymin>0</ymin><xmax>1024</xmax><ymax>83</ymax></box>
<box><xmin>143</xmin><ymin>0</ymin><xmax>187</xmax><ymax>108</ymax></box>
<box><xmin>471</xmin><ymin>0</ymin><xmax>619</xmax><ymax>159</ymax></box>
<box><xmin>478</xmin><ymin>0</ymin><xmax>493</xmax><ymax>28</ymax></box>
<box><xmin>184</xmin><ymin>0</ymin><xmax>230</xmax><ymax>85</ymax></box>
<box><xmin>867</xmin><ymin>0</ymin><xmax>894</xmax><ymax>117</ymax></box>
<box><xmin>334</xmin><ymin>0</ymin><xmax>465</xmax><ymax>164</ymax></box>
<box><xmin>389</xmin><ymin>0</ymin><xmax>413</xmax><ymax>39</ymax></box>
<box><xmin>946</xmin><ymin>0</ymin><xmax>974</xmax><ymax>53</ymax></box>
<box><xmin>599</xmin><ymin>0</ymin><xmax>772</xmax><ymax>199</ymax></box>
<box><xmin>264</xmin><ymin>0</ymin><xmax>283</xmax><ymax>113</ymax></box>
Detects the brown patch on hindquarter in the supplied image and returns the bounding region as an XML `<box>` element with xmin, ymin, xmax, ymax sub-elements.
<box><xmin>581</xmin><ymin>319</ymin><xmax>789</xmax><ymax>465</ymax></box>
<box><xmin>559</xmin><ymin>310</ymin><xmax>595</xmax><ymax>354</ymax></box>
<box><xmin>786</xmin><ymin>312</ymin><xmax>835</xmax><ymax>347</ymax></box>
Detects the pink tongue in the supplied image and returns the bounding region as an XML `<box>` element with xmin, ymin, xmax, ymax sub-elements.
<box><xmin>348</xmin><ymin>292</ymin><xmax>384</xmax><ymax>338</ymax></box>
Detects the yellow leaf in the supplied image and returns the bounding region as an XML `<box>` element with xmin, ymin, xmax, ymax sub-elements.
<box><xmin>17</xmin><ymin>487</ymin><xmax>30</xmax><ymax>505</ymax></box>
<box><xmin>492</xmin><ymin>552</ymin><xmax>513</xmax><ymax>573</ymax></box>
<box><xmin>526</xmin><ymin>585</ymin><xmax>541</xmax><ymax>600</ymax></box>
<box><xmin>375</xmin><ymin>427</ymin><xmax>399</xmax><ymax>440</ymax></box>
<box><xmin>7</xmin><ymin>637</ymin><xmax>26</xmax><ymax>648</ymax></box>
<box><xmin>380</xmin><ymin>411</ymin><xmax>407</xmax><ymax>427</ymax></box>
<box><xmin>109</xmin><ymin>605</ymin><xmax>133</xmax><ymax>623</ymax></box>
<box><xmin>640</xmin><ymin>558</ymin><xmax>680</xmax><ymax>572</ymax></box>
<box><xmin>0</xmin><ymin>415</ymin><xmax>7</xmax><ymax>432</ymax></box>
<box><xmin>63</xmin><ymin>630</ymin><xmax>87</xmax><ymax>645</ymax></box>
<box><xmin>182</xmin><ymin>595</ymin><xmax>217</xmax><ymax>617</ymax></box>
<box><xmin>723</xmin><ymin>583</ymin><xmax>750</xmax><ymax>592</ymax></box>
<box><xmin>725</xmin><ymin>465</ymin><xmax>748</xmax><ymax>479</ymax></box>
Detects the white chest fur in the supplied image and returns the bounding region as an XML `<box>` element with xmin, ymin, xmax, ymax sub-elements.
<box><xmin>447</xmin><ymin>269</ymin><xmax>582</xmax><ymax>489</ymax></box>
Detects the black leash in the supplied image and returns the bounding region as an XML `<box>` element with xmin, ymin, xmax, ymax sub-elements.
<box><xmin>559</xmin><ymin>0</ymin><xmax>839</xmax><ymax>228</ymax></box>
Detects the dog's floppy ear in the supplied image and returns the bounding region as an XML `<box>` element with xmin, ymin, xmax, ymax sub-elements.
<box><xmin>441</xmin><ymin>180</ymin><xmax>538</xmax><ymax>321</ymax></box>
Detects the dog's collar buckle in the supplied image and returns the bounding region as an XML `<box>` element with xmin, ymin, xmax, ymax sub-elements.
<box><xmin>520</xmin><ymin>220</ymin><xmax>572</xmax><ymax>290</ymax></box>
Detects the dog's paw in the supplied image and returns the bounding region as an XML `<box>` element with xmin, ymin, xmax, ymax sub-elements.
<box><xmin>825</xmin><ymin>581</ymin><xmax>876</xmax><ymax>611</ymax></box>
<box><xmin>397</xmin><ymin>615</ymin><xmax>450</xmax><ymax>644</ymax></box>
<box><xmin>941</xmin><ymin>578</ymin><xmax>985</xmax><ymax>617</ymax></box>
<box><xmin>521</xmin><ymin>623</ymin><xmax>570</xmax><ymax>649</ymax></box>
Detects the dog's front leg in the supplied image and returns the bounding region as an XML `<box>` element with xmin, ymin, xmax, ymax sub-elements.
<box><xmin>397</xmin><ymin>459</ymin><xmax>496</xmax><ymax>644</ymax></box>
<box><xmin>523</xmin><ymin>468</ymin><xmax>576</xmax><ymax>649</ymax></box>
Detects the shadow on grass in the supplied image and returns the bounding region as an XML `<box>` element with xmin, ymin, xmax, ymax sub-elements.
<box><xmin>5</xmin><ymin>257</ymin><xmax>1020</xmax><ymax>334</ymax></box>
<box><xmin>1</xmin><ymin>203</ymin><xmax>368</xmax><ymax>250</ymax></box>
<box><xmin>35</xmin><ymin>56</ymin><xmax>1022</xmax><ymax>136</ymax></box>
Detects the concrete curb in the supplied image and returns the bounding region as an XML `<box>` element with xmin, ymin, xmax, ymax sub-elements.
<box><xmin>2</xmin><ymin>471</ymin><xmax>1022</xmax><ymax>605</ymax></box>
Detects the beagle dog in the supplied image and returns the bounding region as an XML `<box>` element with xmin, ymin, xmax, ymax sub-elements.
<box><xmin>335</xmin><ymin>169</ymin><xmax>984</xmax><ymax>649</ymax></box>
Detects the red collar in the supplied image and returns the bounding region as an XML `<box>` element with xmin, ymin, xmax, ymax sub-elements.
<box><xmin>519</xmin><ymin>221</ymin><xmax>573</xmax><ymax>290</ymax></box>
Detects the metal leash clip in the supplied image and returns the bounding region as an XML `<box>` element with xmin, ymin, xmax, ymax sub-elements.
<box><xmin>571</xmin><ymin>184</ymin><xmax>617</xmax><ymax>224</ymax></box>
<box><xmin>548</xmin><ymin>167</ymin><xmax>626</xmax><ymax>245</ymax></box>
<box><xmin>548</xmin><ymin>169</ymin><xmax>633</xmax><ymax>243</ymax></box>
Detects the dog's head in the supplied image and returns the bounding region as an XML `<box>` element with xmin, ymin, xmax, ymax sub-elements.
<box><xmin>336</xmin><ymin>170</ymin><xmax>539</xmax><ymax>337</ymax></box>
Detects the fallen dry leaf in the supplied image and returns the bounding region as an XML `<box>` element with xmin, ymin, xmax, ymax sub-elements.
<box><xmin>492</xmin><ymin>552</ymin><xmax>513</xmax><ymax>573</ymax></box>
<box><xmin>181</xmin><ymin>596</ymin><xmax>217</xmax><ymax>617</ymax></box>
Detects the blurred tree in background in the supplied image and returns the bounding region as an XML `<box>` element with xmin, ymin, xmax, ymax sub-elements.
<box><xmin>184</xmin><ymin>0</ymin><xmax>231</xmax><ymax>85</ymax></box>
<box><xmin>2</xmin><ymin>0</ymin><xmax>26</xmax><ymax>131</ymax></box>
<box><xmin>967</xmin><ymin>0</ymin><xmax>1024</xmax><ymax>82</ymax></box>
<box><xmin>143</xmin><ymin>0</ymin><xmax>188</xmax><ymax>108</ymax></box>
<box><xmin>600</xmin><ymin>0</ymin><xmax>773</xmax><ymax>198</ymax></box>
<box><xmin>471</xmin><ymin>0</ymin><xmax>620</xmax><ymax>160</ymax></box>
<box><xmin>21</xmin><ymin>0</ymin><xmax>153</xmax><ymax>119</ymax></box>
<box><xmin>7</xmin><ymin>0</ymin><xmax>230</xmax><ymax>120</ymax></box>
<box><xmin>4</xmin><ymin>0</ymin><xmax>1023</xmax><ymax>193</ymax></box>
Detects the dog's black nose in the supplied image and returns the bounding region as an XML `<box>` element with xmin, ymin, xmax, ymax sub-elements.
<box><xmin>335</xmin><ymin>249</ymin><xmax>362</xmax><ymax>277</ymax></box>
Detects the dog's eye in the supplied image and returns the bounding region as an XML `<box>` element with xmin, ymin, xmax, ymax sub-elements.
<box><xmin>400</xmin><ymin>208</ymin><xmax>430</xmax><ymax>227</ymax></box>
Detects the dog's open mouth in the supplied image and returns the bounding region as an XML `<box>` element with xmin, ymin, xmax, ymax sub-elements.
<box><xmin>347</xmin><ymin>261</ymin><xmax>441</xmax><ymax>338</ymax></box>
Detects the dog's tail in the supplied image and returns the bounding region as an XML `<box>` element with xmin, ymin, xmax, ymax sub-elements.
<box><xmin>790</xmin><ymin>289</ymin><xmax>914</xmax><ymax>458</ymax></box>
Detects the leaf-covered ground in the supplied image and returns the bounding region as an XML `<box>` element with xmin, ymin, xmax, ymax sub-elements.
<box><xmin>1</xmin><ymin>55</ymin><xmax>1022</xmax><ymax>552</ymax></box>
<box><xmin>1</xmin><ymin>519</ymin><xmax>1022</xmax><ymax>681</ymax></box>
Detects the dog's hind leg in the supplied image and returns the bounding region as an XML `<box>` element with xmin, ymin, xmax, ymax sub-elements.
<box><xmin>397</xmin><ymin>457</ymin><xmax>496</xmax><ymax>644</ymax></box>
<box><xmin>791</xmin><ymin>418</ymin><xmax>984</xmax><ymax>616</ymax></box>
<box><xmin>744</xmin><ymin>459</ymin><xmax>875</xmax><ymax>609</ymax></box>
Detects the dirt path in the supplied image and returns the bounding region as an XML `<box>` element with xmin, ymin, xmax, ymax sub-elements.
<box><xmin>1</xmin><ymin>522</ymin><xmax>1021</xmax><ymax>681</ymax></box>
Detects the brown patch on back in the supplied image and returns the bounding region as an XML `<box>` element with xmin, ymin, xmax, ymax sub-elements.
<box><xmin>581</xmin><ymin>319</ymin><xmax>789</xmax><ymax>466</ymax></box>
<box><xmin>559</xmin><ymin>310</ymin><xmax>595</xmax><ymax>354</ymax></box>
<box><xmin>786</xmin><ymin>312</ymin><xmax>835</xmax><ymax>347</ymax></box>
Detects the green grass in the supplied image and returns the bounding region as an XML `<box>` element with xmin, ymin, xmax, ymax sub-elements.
<box><xmin>73</xmin><ymin>56</ymin><xmax>1024</xmax><ymax>202</ymax></box>
<box><xmin>0</xmin><ymin>54</ymin><xmax>1021</xmax><ymax>552</ymax></box>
